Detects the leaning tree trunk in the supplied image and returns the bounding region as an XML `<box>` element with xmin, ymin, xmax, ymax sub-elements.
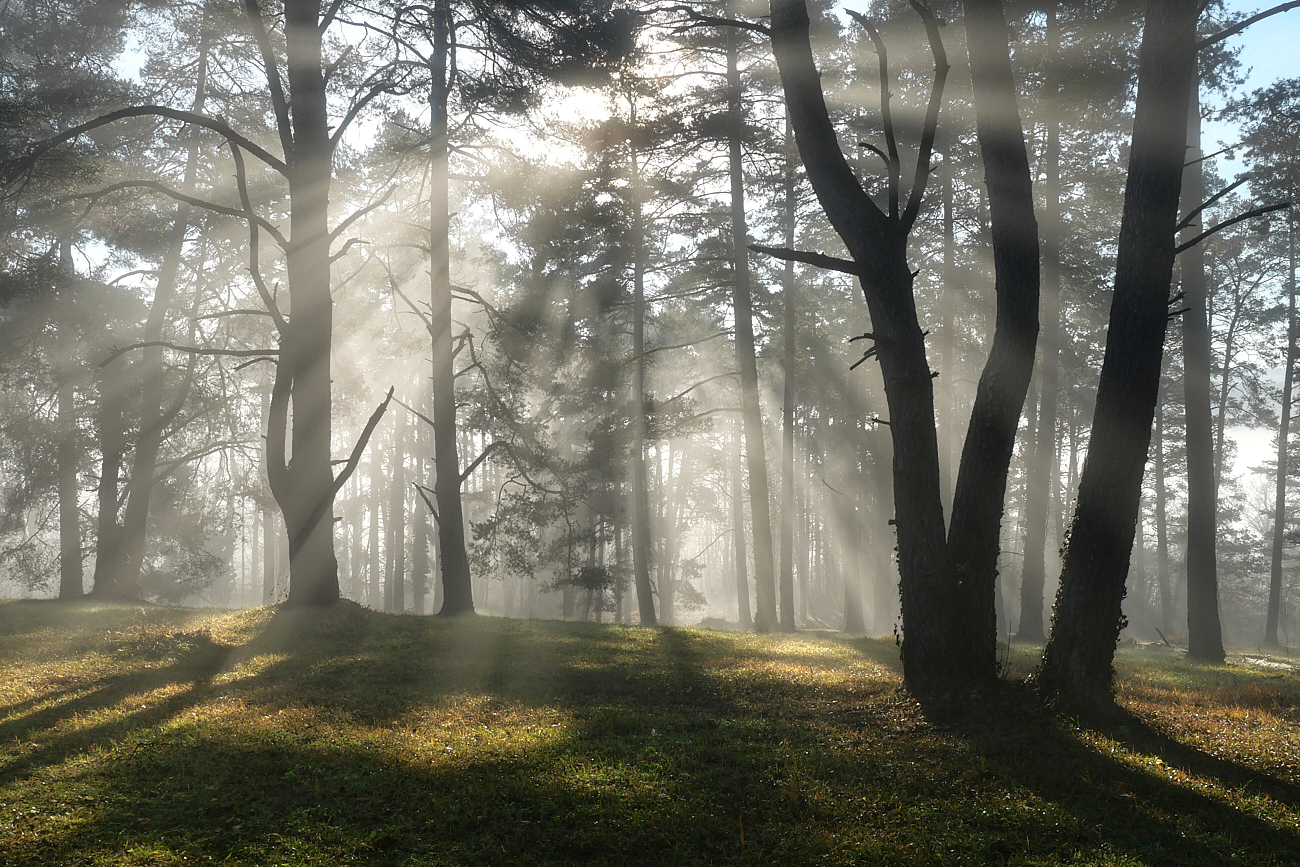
<box><xmin>948</xmin><ymin>0</ymin><xmax>1042</xmax><ymax>669</ymax></box>
<box><xmin>1017</xmin><ymin>4</ymin><xmax>1062</xmax><ymax>644</ymax></box>
<box><xmin>428</xmin><ymin>1</ymin><xmax>474</xmax><ymax>616</ymax></box>
<box><xmin>726</xmin><ymin>22</ymin><xmax>779</xmax><ymax>632</ymax></box>
<box><xmin>1180</xmin><ymin>82</ymin><xmax>1225</xmax><ymax>662</ymax></box>
<box><xmin>1267</xmin><ymin>206</ymin><xmax>1297</xmax><ymax>646</ymax></box>
<box><xmin>1039</xmin><ymin>0</ymin><xmax>1199</xmax><ymax>702</ymax></box>
<box><xmin>102</xmin><ymin>17</ymin><xmax>212</xmax><ymax>600</ymax></box>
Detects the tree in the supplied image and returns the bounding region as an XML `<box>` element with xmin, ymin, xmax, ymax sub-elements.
<box><xmin>1038</xmin><ymin>0</ymin><xmax>1200</xmax><ymax>702</ymax></box>
<box><xmin>767</xmin><ymin>0</ymin><xmax>1039</xmax><ymax>696</ymax></box>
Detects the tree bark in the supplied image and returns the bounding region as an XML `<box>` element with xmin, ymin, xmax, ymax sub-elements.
<box><xmin>779</xmin><ymin>112</ymin><xmax>799</xmax><ymax>633</ymax></box>
<box><xmin>732</xmin><ymin>417</ymin><xmax>753</xmax><ymax>629</ymax></box>
<box><xmin>1017</xmin><ymin>4</ymin><xmax>1062</xmax><ymax>644</ymax></box>
<box><xmin>100</xmin><ymin>15</ymin><xmax>211</xmax><ymax>600</ymax></box>
<box><xmin>1180</xmin><ymin>82</ymin><xmax>1226</xmax><ymax>662</ymax></box>
<box><xmin>949</xmin><ymin>0</ymin><xmax>1042</xmax><ymax>677</ymax></box>
<box><xmin>428</xmin><ymin>1</ymin><xmax>474</xmax><ymax>616</ymax></box>
<box><xmin>56</xmin><ymin>370</ymin><xmax>82</xmax><ymax>599</ymax></box>
<box><xmin>1039</xmin><ymin>0</ymin><xmax>1199</xmax><ymax>702</ymax></box>
<box><xmin>265</xmin><ymin>0</ymin><xmax>342</xmax><ymax>607</ymax></box>
<box><xmin>726</xmin><ymin>22</ymin><xmax>779</xmax><ymax>632</ymax></box>
<box><xmin>1266</xmin><ymin>206</ymin><xmax>1297</xmax><ymax>646</ymax></box>
<box><xmin>770</xmin><ymin>0</ymin><xmax>1038</xmax><ymax>697</ymax></box>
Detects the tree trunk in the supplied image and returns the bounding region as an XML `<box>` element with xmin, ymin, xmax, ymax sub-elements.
<box><xmin>386</xmin><ymin>409</ymin><xmax>407</xmax><ymax>613</ymax></box>
<box><xmin>732</xmin><ymin>418</ymin><xmax>753</xmax><ymax>628</ymax></box>
<box><xmin>1017</xmin><ymin>4</ymin><xmax>1061</xmax><ymax>644</ymax></box>
<box><xmin>628</xmin><ymin>99</ymin><xmax>658</xmax><ymax>628</ymax></box>
<box><xmin>102</xmin><ymin>17</ymin><xmax>211</xmax><ymax>600</ymax></box>
<box><xmin>1180</xmin><ymin>82</ymin><xmax>1225</xmax><ymax>662</ymax></box>
<box><xmin>57</xmin><ymin>370</ymin><xmax>82</xmax><ymax>599</ymax></box>
<box><xmin>1039</xmin><ymin>0</ymin><xmax>1198</xmax><ymax>702</ymax></box>
<box><xmin>771</xmin><ymin>0</ymin><xmax>1039</xmax><ymax>697</ymax></box>
<box><xmin>1267</xmin><ymin>206</ymin><xmax>1297</xmax><ymax>646</ymax></box>
<box><xmin>726</xmin><ymin>22</ymin><xmax>779</xmax><ymax>632</ymax></box>
<box><xmin>91</xmin><ymin>361</ymin><xmax>126</xmax><ymax>598</ymax></box>
<box><xmin>1154</xmin><ymin>396</ymin><xmax>1173</xmax><ymax>633</ymax></box>
<box><xmin>779</xmin><ymin>112</ymin><xmax>798</xmax><ymax>632</ymax></box>
<box><xmin>266</xmin><ymin>0</ymin><xmax>342</xmax><ymax>608</ymax></box>
<box><xmin>948</xmin><ymin>0</ymin><xmax>1042</xmax><ymax>679</ymax></box>
<box><xmin>428</xmin><ymin>1</ymin><xmax>473</xmax><ymax>616</ymax></box>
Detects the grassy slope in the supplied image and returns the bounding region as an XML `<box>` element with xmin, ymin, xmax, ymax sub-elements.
<box><xmin>2</xmin><ymin>601</ymin><xmax>1299</xmax><ymax>865</ymax></box>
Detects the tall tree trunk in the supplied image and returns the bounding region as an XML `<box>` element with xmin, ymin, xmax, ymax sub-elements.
<box><xmin>727</xmin><ymin>22</ymin><xmax>779</xmax><ymax>632</ymax></box>
<box><xmin>428</xmin><ymin>1</ymin><xmax>473</xmax><ymax>615</ymax></box>
<box><xmin>1180</xmin><ymin>83</ymin><xmax>1225</xmax><ymax>662</ymax></box>
<box><xmin>1017</xmin><ymin>4</ymin><xmax>1061</xmax><ymax>644</ymax></box>
<box><xmin>779</xmin><ymin>112</ymin><xmax>798</xmax><ymax>632</ymax></box>
<box><xmin>1039</xmin><ymin>0</ymin><xmax>1198</xmax><ymax>702</ymax></box>
<box><xmin>266</xmin><ymin>0</ymin><xmax>342</xmax><ymax>607</ymax></box>
<box><xmin>1267</xmin><ymin>207</ymin><xmax>1297</xmax><ymax>646</ymax></box>
<box><xmin>56</xmin><ymin>236</ymin><xmax>82</xmax><ymax>600</ymax></box>
<box><xmin>628</xmin><ymin>99</ymin><xmax>658</xmax><ymax>627</ymax></box>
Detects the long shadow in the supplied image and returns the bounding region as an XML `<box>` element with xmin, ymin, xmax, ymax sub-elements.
<box><xmin>933</xmin><ymin>685</ymin><xmax>1300</xmax><ymax>864</ymax></box>
<box><xmin>10</xmin><ymin>607</ymin><xmax>1300</xmax><ymax>864</ymax></box>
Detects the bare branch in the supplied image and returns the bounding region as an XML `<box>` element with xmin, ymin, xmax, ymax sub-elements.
<box><xmin>230</xmin><ymin>143</ymin><xmax>289</xmax><ymax>333</ymax></box>
<box><xmin>750</xmin><ymin>243</ymin><xmax>860</xmax><ymax>275</ymax></box>
<box><xmin>847</xmin><ymin>10</ymin><xmax>901</xmax><ymax>217</ymax></box>
<box><xmin>331</xmin><ymin>386</ymin><xmax>395</xmax><ymax>495</ymax></box>
<box><xmin>72</xmin><ymin>179</ymin><xmax>289</xmax><ymax>250</ymax></box>
<box><xmin>1198</xmin><ymin>1</ymin><xmax>1300</xmax><ymax>50</ymax></box>
<box><xmin>902</xmin><ymin>1</ymin><xmax>950</xmax><ymax>230</ymax></box>
<box><xmin>1175</xmin><ymin>202</ymin><xmax>1291</xmax><ymax>253</ymax></box>
<box><xmin>1176</xmin><ymin>175</ymin><xmax>1249</xmax><ymax>233</ymax></box>
<box><xmin>7</xmin><ymin>105</ymin><xmax>287</xmax><ymax>185</ymax></box>
<box><xmin>242</xmin><ymin>0</ymin><xmax>294</xmax><ymax>162</ymax></box>
<box><xmin>99</xmin><ymin>341</ymin><xmax>278</xmax><ymax>367</ymax></box>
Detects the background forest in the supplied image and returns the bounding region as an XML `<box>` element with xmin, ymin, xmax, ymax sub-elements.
<box><xmin>1</xmin><ymin>0</ymin><xmax>1297</xmax><ymax>661</ymax></box>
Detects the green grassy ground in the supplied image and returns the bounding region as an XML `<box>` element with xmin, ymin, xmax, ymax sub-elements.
<box><xmin>2</xmin><ymin>601</ymin><xmax>1299</xmax><ymax>865</ymax></box>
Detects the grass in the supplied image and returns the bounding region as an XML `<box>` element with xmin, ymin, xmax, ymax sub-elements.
<box><xmin>2</xmin><ymin>602</ymin><xmax>1300</xmax><ymax>865</ymax></box>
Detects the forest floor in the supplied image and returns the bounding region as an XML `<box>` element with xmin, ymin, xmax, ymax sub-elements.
<box><xmin>2</xmin><ymin>601</ymin><xmax>1300</xmax><ymax>865</ymax></box>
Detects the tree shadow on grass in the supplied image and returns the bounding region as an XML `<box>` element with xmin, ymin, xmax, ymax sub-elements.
<box><xmin>9</xmin><ymin>606</ymin><xmax>1300</xmax><ymax>865</ymax></box>
<box><xmin>932</xmin><ymin>686</ymin><xmax>1300</xmax><ymax>865</ymax></box>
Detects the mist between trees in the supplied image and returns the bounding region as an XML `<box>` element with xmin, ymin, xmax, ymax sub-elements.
<box><xmin>1</xmin><ymin>0</ymin><xmax>1298</xmax><ymax>703</ymax></box>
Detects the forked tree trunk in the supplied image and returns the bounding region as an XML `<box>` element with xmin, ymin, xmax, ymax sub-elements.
<box><xmin>1039</xmin><ymin>0</ymin><xmax>1199</xmax><ymax>702</ymax></box>
<box><xmin>770</xmin><ymin>0</ymin><xmax>1038</xmax><ymax>697</ymax></box>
